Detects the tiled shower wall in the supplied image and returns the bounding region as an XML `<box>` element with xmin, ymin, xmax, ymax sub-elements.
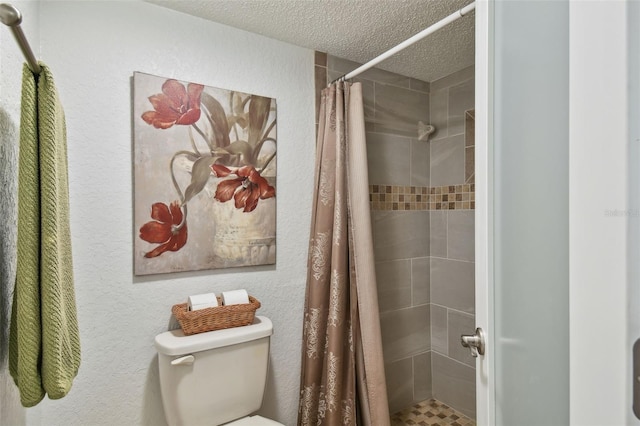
<box><xmin>315</xmin><ymin>53</ymin><xmax>475</xmax><ymax>418</ymax></box>
<box><xmin>429</xmin><ymin>66</ymin><xmax>476</xmax><ymax>419</ymax></box>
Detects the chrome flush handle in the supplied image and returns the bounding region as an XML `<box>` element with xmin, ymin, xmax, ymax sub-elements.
<box><xmin>461</xmin><ymin>328</ymin><xmax>485</xmax><ymax>358</ymax></box>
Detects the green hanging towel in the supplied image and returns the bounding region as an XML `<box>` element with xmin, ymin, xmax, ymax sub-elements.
<box><xmin>9</xmin><ymin>63</ymin><xmax>80</xmax><ymax>407</ymax></box>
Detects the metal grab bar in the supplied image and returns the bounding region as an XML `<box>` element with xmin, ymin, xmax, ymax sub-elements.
<box><xmin>0</xmin><ymin>3</ymin><xmax>41</xmax><ymax>74</ymax></box>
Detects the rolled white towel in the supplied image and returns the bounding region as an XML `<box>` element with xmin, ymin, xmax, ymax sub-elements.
<box><xmin>187</xmin><ymin>293</ymin><xmax>218</xmax><ymax>311</ymax></box>
<box><xmin>221</xmin><ymin>289</ymin><xmax>250</xmax><ymax>306</ymax></box>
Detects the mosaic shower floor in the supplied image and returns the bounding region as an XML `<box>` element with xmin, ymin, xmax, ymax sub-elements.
<box><xmin>391</xmin><ymin>399</ymin><xmax>476</xmax><ymax>426</ymax></box>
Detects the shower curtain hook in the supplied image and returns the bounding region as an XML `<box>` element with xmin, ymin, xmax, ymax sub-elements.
<box><xmin>328</xmin><ymin>75</ymin><xmax>347</xmax><ymax>86</ymax></box>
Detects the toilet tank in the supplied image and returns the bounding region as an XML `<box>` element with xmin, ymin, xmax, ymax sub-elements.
<box><xmin>155</xmin><ymin>316</ymin><xmax>273</xmax><ymax>426</ymax></box>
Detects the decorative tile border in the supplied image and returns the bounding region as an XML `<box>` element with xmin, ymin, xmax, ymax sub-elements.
<box><xmin>370</xmin><ymin>184</ymin><xmax>475</xmax><ymax>211</ymax></box>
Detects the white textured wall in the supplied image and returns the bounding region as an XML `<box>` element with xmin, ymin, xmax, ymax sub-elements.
<box><xmin>1</xmin><ymin>1</ymin><xmax>314</xmax><ymax>424</ymax></box>
<box><xmin>569</xmin><ymin>2</ymin><xmax>628</xmax><ymax>425</ymax></box>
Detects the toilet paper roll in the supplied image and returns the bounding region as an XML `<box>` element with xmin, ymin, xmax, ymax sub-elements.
<box><xmin>221</xmin><ymin>289</ymin><xmax>250</xmax><ymax>306</ymax></box>
<box><xmin>187</xmin><ymin>293</ymin><xmax>219</xmax><ymax>311</ymax></box>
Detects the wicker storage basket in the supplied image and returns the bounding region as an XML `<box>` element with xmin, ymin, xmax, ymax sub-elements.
<box><xmin>172</xmin><ymin>296</ymin><xmax>261</xmax><ymax>335</ymax></box>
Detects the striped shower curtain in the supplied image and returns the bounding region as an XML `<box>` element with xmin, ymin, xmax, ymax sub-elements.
<box><xmin>298</xmin><ymin>82</ymin><xmax>390</xmax><ymax>426</ymax></box>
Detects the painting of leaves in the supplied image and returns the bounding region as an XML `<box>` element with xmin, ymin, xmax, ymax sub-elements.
<box><xmin>133</xmin><ymin>72</ymin><xmax>276</xmax><ymax>275</ymax></box>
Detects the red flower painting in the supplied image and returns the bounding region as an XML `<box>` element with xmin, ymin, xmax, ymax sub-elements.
<box><xmin>141</xmin><ymin>79</ymin><xmax>204</xmax><ymax>129</ymax></box>
<box><xmin>139</xmin><ymin>201</ymin><xmax>188</xmax><ymax>258</ymax></box>
<box><xmin>212</xmin><ymin>165</ymin><xmax>275</xmax><ymax>212</ymax></box>
<box><xmin>134</xmin><ymin>73</ymin><xmax>276</xmax><ymax>273</ymax></box>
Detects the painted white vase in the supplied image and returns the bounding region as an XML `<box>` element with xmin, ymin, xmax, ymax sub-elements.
<box><xmin>209</xmin><ymin>186</ymin><xmax>276</xmax><ymax>268</ymax></box>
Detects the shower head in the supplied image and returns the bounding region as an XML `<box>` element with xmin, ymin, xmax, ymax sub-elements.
<box><xmin>418</xmin><ymin>121</ymin><xmax>435</xmax><ymax>141</ymax></box>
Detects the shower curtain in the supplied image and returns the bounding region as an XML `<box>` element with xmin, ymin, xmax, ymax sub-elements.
<box><xmin>298</xmin><ymin>82</ymin><xmax>389</xmax><ymax>426</ymax></box>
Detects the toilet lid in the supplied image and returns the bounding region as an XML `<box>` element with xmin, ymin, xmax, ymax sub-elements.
<box><xmin>224</xmin><ymin>415</ymin><xmax>284</xmax><ymax>426</ymax></box>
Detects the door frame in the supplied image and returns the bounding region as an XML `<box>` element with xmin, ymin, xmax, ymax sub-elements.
<box><xmin>474</xmin><ymin>0</ymin><xmax>494</xmax><ymax>424</ymax></box>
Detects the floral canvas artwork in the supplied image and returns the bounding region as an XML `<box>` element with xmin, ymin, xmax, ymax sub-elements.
<box><xmin>133</xmin><ymin>72</ymin><xmax>277</xmax><ymax>275</ymax></box>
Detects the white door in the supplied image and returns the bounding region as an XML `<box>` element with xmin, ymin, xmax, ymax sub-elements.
<box><xmin>475</xmin><ymin>1</ymin><xmax>631</xmax><ymax>425</ymax></box>
<box><xmin>474</xmin><ymin>1</ymin><xmax>571</xmax><ymax>424</ymax></box>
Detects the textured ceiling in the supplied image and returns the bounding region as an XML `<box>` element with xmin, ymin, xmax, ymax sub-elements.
<box><xmin>146</xmin><ymin>0</ymin><xmax>475</xmax><ymax>83</ymax></box>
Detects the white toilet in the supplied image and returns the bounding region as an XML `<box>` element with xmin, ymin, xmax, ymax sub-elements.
<box><xmin>154</xmin><ymin>316</ymin><xmax>284</xmax><ymax>426</ymax></box>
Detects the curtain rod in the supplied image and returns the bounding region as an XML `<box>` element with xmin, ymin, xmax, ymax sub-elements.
<box><xmin>0</xmin><ymin>3</ymin><xmax>41</xmax><ymax>74</ymax></box>
<box><xmin>335</xmin><ymin>1</ymin><xmax>476</xmax><ymax>83</ymax></box>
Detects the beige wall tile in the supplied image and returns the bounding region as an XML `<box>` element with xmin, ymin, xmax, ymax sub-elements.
<box><xmin>410</xmin><ymin>78</ymin><xmax>430</xmax><ymax>93</ymax></box>
<box><xmin>431</xmin><ymin>352</ymin><xmax>476</xmax><ymax>419</ymax></box>
<box><xmin>314</xmin><ymin>65</ymin><xmax>326</xmax><ymax>124</ymax></box>
<box><xmin>385</xmin><ymin>357</ymin><xmax>414</xmax><ymax>414</ymax></box>
<box><xmin>465</xmin><ymin>146</ymin><xmax>475</xmax><ymax>184</ymax></box>
<box><xmin>430</xmin><ymin>135</ymin><xmax>466</xmax><ymax>186</ymax></box>
<box><xmin>430</xmin><ymin>304</ymin><xmax>448</xmax><ymax>355</ymax></box>
<box><xmin>373</xmin><ymin>211</ymin><xmax>430</xmax><ymax>261</ymax></box>
<box><xmin>414</xmin><ymin>352</ymin><xmax>432</xmax><ymax>402</ymax></box>
<box><xmin>374</xmin><ymin>83</ymin><xmax>429</xmax><ymax>138</ymax></box>
<box><xmin>429</xmin><ymin>88</ymin><xmax>448</xmax><ymax>140</ymax></box>
<box><xmin>411</xmin><ymin>257</ymin><xmax>431</xmax><ymax>305</ymax></box>
<box><xmin>430</xmin><ymin>65</ymin><xmax>475</xmax><ymax>92</ymax></box>
<box><xmin>447</xmin><ymin>211</ymin><xmax>475</xmax><ymax>262</ymax></box>
<box><xmin>366</xmin><ymin>132</ymin><xmax>411</xmax><ymax>186</ymax></box>
<box><xmin>314</xmin><ymin>50</ymin><xmax>327</xmax><ymax>67</ymax></box>
<box><xmin>380</xmin><ymin>305</ymin><xmax>431</xmax><ymax>362</ymax></box>
<box><xmin>430</xmin><ymin>258</ymin><xmax>475</xmax><ymax>313</ymax></box>
<box><xmin>328</xmin><ymin>55</ymin><xmax>412</xmax><ymax>88</ymax></box>
<box><xmin>465</xmin><ymin>111</ymin><xmax>475</xmax><ymax>147</ymax></box>
<box><xmin>430</xmin><ymin>211</ymin><xmax>447</xmax><ymax>258</ymax></box>
<box><xmin>448</xmin><ymin>79</ymin><xmax>475</xmax><ymax>136</ymax></box>
<box><xmin>376</xmin><ymin>259</ymin><xmax>412</xmax><ymax>312</ymax></box>
<box><xmin>411</xmin><ymin>139</ymin><xmax>430</xmax><ymax>187</ymax></box>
